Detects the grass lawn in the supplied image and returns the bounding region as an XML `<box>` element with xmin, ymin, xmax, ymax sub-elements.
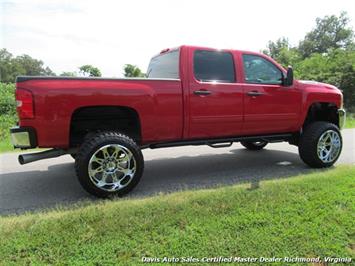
<box><xmin>0</xmin><ymin>139</ymin><xmax>13</xmax><ymax>153</ymax></box>
<box><xmin>0</xmin><ymin>166</ymin><xmax>354</xmax><ymax>265</ymax></box>
<box><xmin>345</xmin><ymin>113</ymin><xmax>355</xmax><ymax>129</ymax></box>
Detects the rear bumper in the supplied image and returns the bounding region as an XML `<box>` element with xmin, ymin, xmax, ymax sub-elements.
<box><xmin>338</xmin><ymin>109</ymin><xmax>346</xmax><ymax>129</ymax></box>
<box><xmin>10</xmin><ymin>127</ymin><xmax>37</xmax><ymax>149</ymax></box>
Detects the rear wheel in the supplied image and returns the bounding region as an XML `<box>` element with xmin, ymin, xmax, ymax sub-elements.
<box><xmin>75</xmin><ymin>131</ymin><xmax>144</xmax><ymax>198</ymax></box>
<box><xmin>298</xmin><ymin>121</ymin><xmax>342</xmax><ymax>168</ymax></box>
<box><xmin>240</xmin><ymin>141</ymin><xmax>268</xmax><ymax>150</ymax></box>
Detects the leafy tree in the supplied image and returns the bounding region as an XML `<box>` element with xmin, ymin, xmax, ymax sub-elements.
<box><xmin>43</xmin><ymin>66</ymin><xmax>55</xmax><ymax>76</ymax></box>
<box><xmin>263</xmin><ymin>37</ymin><xmax>290</xmax><ymax>59</ymax></box>
<box><xmin>296</xmin><ymin>49</ymin><xmax>355</xmax><ymax>111</ymax></box>
<box><xmin>0</xmin><ymin>49</ymin><xmax>19</xmax><ymax>83</ymax></box>
<box><xmin>60</xmin><ymin>71</ymin><xmax>77</xmax><ymax>77</ymax></box>
<box><xmin>264</xmin><ymin>12</ymin><xmax>355</xmax><ymax>111</ymax></box>
<box><xmin>14</xmin><ymin>54</ymin><xmax>55</xmax><ymax>76</ymax></box>
<box><xmin>338</xmin><ymin>63</ymin><xmax>355</xmax><ymax>112</ymax></box>
<box><xmin>79</xmin><ymin>65</ymin><xmax>102</xmax><ymax>77</ymax></box>
<box><xmin>298</xmin><ymin>12</ymin><xmax>354</xmax><ymax>58</ymax></box>
<box><xmin>262</xmin><ymin>37</ymin><xmax>301</xmax><ymax>67</ymax></box>
<box><xmin>123</xmin><ymin>64</ymin><xmax>145</xmax><ymax>77</ymax></box>
<box><xmin>0</xmin><ymin>49</ymin><xmax>55</xmax><ymax>83</ymax></box>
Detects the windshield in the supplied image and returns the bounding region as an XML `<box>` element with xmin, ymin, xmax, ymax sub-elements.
<box><xmin>146</xmin><ymin>49</ymin><xmax>179</xmax><ymax>79</ymax></box>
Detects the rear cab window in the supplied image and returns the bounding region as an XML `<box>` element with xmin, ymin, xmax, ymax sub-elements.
<box><xmin>147</xmin><ymin>49</ymin><xmax>180</xmax><ymax>79</ymax></box>
<box><xmin>193</xmin><ymin>50</ymin><xmax>235</xmax><ymax>83</ymax></box>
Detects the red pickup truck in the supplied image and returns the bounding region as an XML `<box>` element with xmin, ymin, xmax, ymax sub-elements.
<box><xmin>11</xmin><ymin>45</ymin><xmax>346</xmax><ymax>197</ymax></box>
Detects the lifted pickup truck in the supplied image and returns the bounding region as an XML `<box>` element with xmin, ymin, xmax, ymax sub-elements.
<box><xmin>11</xmin><ymin>45</ymin><xmax>346</xmax><ymax>197</ymax></box>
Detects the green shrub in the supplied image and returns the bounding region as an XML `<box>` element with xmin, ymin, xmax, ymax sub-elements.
<box><xmin>0</xmin><ymin>114</ymin><xmax>16</xmax><ymax>143</ymax></box>
<box><xmin>0</xmin><ymin>83</ymin><xmax>16</xmax><ymax>115</ymax></box>
<box><xmin>0</xmin><ymin>83</ymin><xmax>17</xmax><ymax>151</ymax></box>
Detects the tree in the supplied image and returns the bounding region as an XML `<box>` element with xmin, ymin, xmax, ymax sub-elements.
<box><xmin>0</xmin><ymin>49</ymin><xmax>55</xmax><ymax>83</ymax></box>
<box><xmin>263</xmin><ymin>37</ymin><xmax>290</xmax><ymax>59</ymax></box>
<box><xmin>263</xmin><ymin>12</ymin><xmax>355</xmax><ymax>110</ymax></box>
<box><xmin>262</xmin><ymin>37</ymin><xmax>301</xmax><ymax>67</ymax></box>
<box><xmin>123</xmin><ymin>64</ymin><xmax>145</xmax><ymax>77</ymax></box>
<box><xmin>14</xmin><ymin>54</ymin><xmax>55</xmax><ymax>76</ymax></box>
<box><xmin>298</xmin><ymin>12</ymin><xmax>354</xmax><ymax>58</ymax></box>
<box><xmin>0</xmin><ymin>49</ymin><xmax>19</xmax><ymax>83</ymax></box>
<box><xmin>43</xmin><ymin>66</ymin><xmax>56</xmax><ymax>76</ymax></box>
<box><xmin>79</xmin><ymin>65</ymin><xmax>102</xmax><ymax>77</ymax></box>
<box><xmin>60</xmin><ymin>71</ymin><xmax>77</xmax><ymax>77</ymax></box>
<box><xmin>296</xmin><ymin>49</ymin><xmax>355</xmax><ymax>111</ymax></box>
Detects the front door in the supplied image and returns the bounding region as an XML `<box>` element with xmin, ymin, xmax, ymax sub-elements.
<box><xmin>241</xmin><ymin>53</ymin><xmax>301</xmax><ymax>135</ymax></box>
<box><xmin>188</xmin><ymin>49</ymin><xmax>244</xmax><ymax>139</ymax></box>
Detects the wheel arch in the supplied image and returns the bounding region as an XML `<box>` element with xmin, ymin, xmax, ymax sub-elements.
<box><xmin>69</xmin><ymin>105</ymin><xmax>142</xmax><ymax>147</ymax></box>
<box><xmin>302</xmin><ymin>102</ymin><xmax>339</xmax><ymax>129</ymax></box>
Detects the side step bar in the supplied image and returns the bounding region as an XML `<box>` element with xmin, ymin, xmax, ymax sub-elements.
<box><xmin>208</xmin><ymin>142</ymin><xmax>233</xmax><ymax>148</ymax></box>
<box><xmin>148</xmin><ymin>133</ymin><xmax>293</xmax><ymax>149</ymax></box>
<box><xmin>19</xmin><ymin>148</ymin><xmax>78</xmax><ymax>165</ymax></box>
<box><xmin>18</xmin><ymin>133</ymin><xmax>294</xmax><ymax>164</ymax></box>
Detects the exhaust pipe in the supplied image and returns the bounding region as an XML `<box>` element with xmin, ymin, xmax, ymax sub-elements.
<box><xmin>18</xmin><ymin>148</ymin><xmax>77</xmax><ymax>165</ymax></box>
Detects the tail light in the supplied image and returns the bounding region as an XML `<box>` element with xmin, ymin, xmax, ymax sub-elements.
<box><xmin>16</xmin><ymin>88</ymin><xmax>34</xmax><ymax>119</ymax></box>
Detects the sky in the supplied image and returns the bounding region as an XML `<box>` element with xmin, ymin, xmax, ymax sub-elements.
<box><xmin>1</xmin><ymin>0</ymin><xmax>355</xmax><ymax>77</ymax></box>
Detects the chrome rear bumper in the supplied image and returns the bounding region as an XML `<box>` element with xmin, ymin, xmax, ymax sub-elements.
<box><xmin>10</xmin><ymin>127</ymin><xmax>37</xmax><ymax>149</ymax></box>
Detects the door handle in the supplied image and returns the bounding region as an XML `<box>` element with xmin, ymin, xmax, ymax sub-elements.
<box><xmin>247</xmin><ymin>91</ymin><xmax>264</xmax><ymax>97</ymax></box>
<box><xmin>194</xmin><ymin>90</ymin><xmax>212</xmax><ymax>96</ymax></box>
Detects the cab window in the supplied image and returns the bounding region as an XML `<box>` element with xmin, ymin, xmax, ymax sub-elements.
<box><xmin>147</xmin><ymin>50</ymin><xmax>179</xmax><ymax>79</ymax></box>
<box><xmin>243</xmin><ymin>54</ymin><xmax>283</xmax><ymax>84</ymax></box>
<box><xmin>194</xmin><ymin>50</ymin><xmax>235</xmax><ymax>83</ymax></box>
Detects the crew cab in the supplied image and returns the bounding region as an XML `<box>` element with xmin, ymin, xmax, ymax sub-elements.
<box><xmin>11</xmin><ymin>45</ymin><xmax>346</xmax><ymax>197</ymax></box>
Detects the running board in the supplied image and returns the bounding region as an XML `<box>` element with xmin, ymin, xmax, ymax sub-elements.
<box><xmin>208</xmin><ymin>142</ymin><xmax>233</xmax><ymax>148</ymax></box>
<box><xmin>148</xmin><ymin>133</ymin><xmax>293</xmax><ymax>149</ymax></box>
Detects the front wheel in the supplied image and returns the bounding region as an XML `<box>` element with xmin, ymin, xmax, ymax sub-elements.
<box><xmin>75</xmin><ymin>131</ymin><xmax>144</xmax><ymax>198</ymax></box>
<box><xmin>240</xmin><ymin>141</ymin><xmax>268</xmax><ymax>150</ymax></box>
<box><xmin>298</xmin><ymin>122</ymin><xmax>342</xmax><ymax>168</ymax></box>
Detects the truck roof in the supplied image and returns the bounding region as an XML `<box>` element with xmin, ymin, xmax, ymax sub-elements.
<box><xmin>158</xmin><ymin>45</ymin><xmax>265</xmax><ymax>56</ymax></box>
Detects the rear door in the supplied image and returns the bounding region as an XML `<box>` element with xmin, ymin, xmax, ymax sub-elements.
<box><xmin>241</xmin><ymin>53</ymin><xmax>301</xmax><ymax>135</ymax></box>
<box><xmin>187</xmin><ymin>48</ymin><xmax>244</xmax><ymax>138</ymax></box>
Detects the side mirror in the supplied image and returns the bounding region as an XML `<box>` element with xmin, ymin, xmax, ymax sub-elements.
<box><xmin>284</xmin><ymin>66</ymin><xmax>293</xmax><ymax>86</ymax></box>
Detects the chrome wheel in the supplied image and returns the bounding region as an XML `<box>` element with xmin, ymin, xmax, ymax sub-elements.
<box><xmin>317</xmin><ymin>130</ymin><xmax>341</xmax><ymax>163</ymax></box>
<box><xmin>88</xmin><ymin>144</ymin><xmax>136</xmax><ymax>192</ymax></box>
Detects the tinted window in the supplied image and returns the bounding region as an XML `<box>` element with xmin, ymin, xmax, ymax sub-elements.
<box><xmin>147</xmin><ymin>50</ymin><xmax>179</xmax><ymax>79</ymax></box>
<box><xmin>243</xmin><ymin>54</ymin><xmax>283</xmax><ymax>84</ymax></box>
<box><xmin>194</xmin><ymin>50</ymin><xmax>235</xmax><ymax>83</ymax></box>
